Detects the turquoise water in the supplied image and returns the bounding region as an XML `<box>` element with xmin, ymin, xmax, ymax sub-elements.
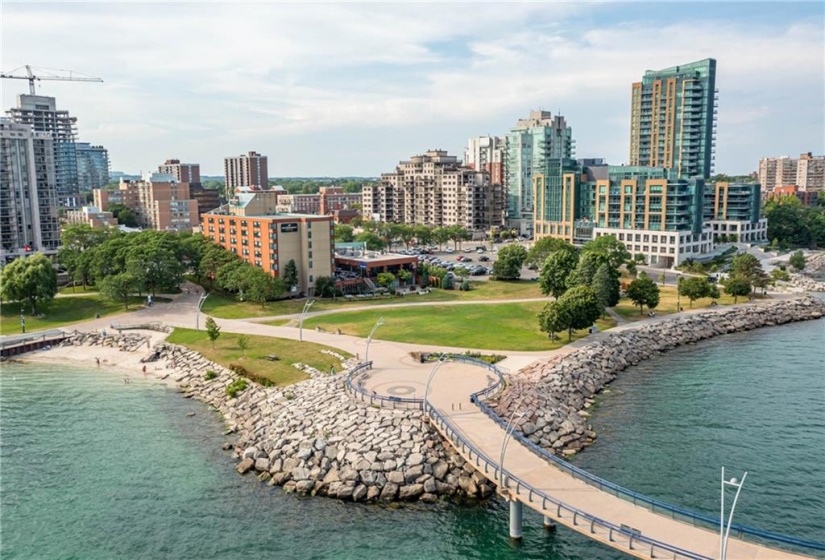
<box><xmin>2</xmin><ymin>317</ymin><xmax>823</xmax><ymax>559</ymax></box>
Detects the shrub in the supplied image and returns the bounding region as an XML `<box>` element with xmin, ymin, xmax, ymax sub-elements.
<box><xmin>204</xmin><ymin>370</ymin><xmax>218</xmax><ymax>381</ymax></box>
<box><xmin>226</xmin><ymin>378</ymin><xmax>248</xmax><ymax>398</ymax></box>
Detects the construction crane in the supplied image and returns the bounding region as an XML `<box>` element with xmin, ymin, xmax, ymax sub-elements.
<box><xmin>0</xmin><ymin>65</ymin><xmax>103</xmax><ymax>95</ymax></box>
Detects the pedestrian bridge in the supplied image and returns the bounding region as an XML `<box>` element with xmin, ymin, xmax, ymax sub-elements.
<box><xmin>346</xmin><ymin>357</ymin><xmax>825</xmax><ymax>559</ymax></box>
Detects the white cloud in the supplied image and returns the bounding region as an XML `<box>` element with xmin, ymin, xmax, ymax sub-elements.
<box><xmin>2</xmin><ymin>3</ymin><xmax>822</xmax><ymax>175</ymax></box>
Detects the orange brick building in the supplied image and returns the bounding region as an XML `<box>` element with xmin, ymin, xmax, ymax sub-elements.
<box><xmin>201</xmin><ymin>200</ymin><xmax>334</xmax><ymax>295</ymax></box>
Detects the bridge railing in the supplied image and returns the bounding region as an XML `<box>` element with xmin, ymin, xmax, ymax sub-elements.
<box><xmin>469</xmin><ymin>395</ymin><xmax>825</xmax><ymax>553</ymax></box>
<box><xmin>424</xmin><ymin>401</ymin><xmax>712</xmax><ymax>560</ymax></box>
<box><xmin>343</xmin><ymin>361</ymin><xmax>423</xmax><ymax>410</ymax></box>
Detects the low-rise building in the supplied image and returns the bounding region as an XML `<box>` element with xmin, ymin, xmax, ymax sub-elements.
<box><xmin>765</xmin><ymin>185</ymin><xmax>820</xmax><ymax>206</ymax></box>
<box><xmin>65</xmin><ymin>206</ymin><xmax>119</xmax><ymax>228</ymax></box>
<box><xmin>201</xmin><ymin>192</ymin><xmax>334</xmax><ymax>295</ymax></box>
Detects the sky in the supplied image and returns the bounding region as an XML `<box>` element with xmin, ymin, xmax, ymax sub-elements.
<box><xmin>2</xmin><ymin>1</ymin><xmax>823</xmax><ymax>177</ymax></box>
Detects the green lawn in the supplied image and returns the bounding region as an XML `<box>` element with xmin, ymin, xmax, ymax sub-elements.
<box><xmin>166</xmin><ymin>328</ymin><xmax>351</xmax><ymax>386</ymax></box>
<box><xmin>58</xmin><ymin>285</ymin><xmax>99</xmax><ymax>295</ymax></box>
<box><xmin>613</xmin><ymin>284</ymin><xmax>744</xmax><ymax>321</ymax></box>
<box><xmin>295</xmin><ymin>302</ymin><xmax>615</xmax><ymax>351</ymax></box>
<box><xmin>0</xmin><ymin>295</ymin><xmax>143</xmax><ymax>335</ymax></box>
<box><xmin>202</xmin><ymin>280</ymin><xmax>545</xmax><ymax>320</ymax></box>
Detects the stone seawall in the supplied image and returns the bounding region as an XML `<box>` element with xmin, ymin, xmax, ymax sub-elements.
<box><xmin>491</xmin><ymin>296</ymin><xmax>825</xmax><ymax>457</ymax></box>
<box><xmin>54</xmin><ymin>336</ymin><xmax>492</xmax><ymax>504</ymax></box>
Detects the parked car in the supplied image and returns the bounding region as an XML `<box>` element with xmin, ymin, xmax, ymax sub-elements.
<box><xmin>478</xmin><ymin>255</ymin><xmax>490</xmax><ymax>262</ymax></box>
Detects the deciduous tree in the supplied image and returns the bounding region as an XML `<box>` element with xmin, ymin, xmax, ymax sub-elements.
<box><xmin>205</xmin><ymin>317</ymin><xmax>221</xmax><ymax>349</ymax></box>
<box><xmin>492</xmin><ymin>244</ymin><xmax>528</xmax><ymax>280</ymax></box>
<box><xmin>538</xmin><ymin>247</ymin><xmax>578</xmax><ymax>298</ymax></box>
<box><xmin>723</xmin><ymin>275</ymin><xmax>752</xmax><ymax>303</ymax></box>
<box><xmin>678</xmin><ymin>276</ymin><xmax>712</xmax><ymax>308</ymax></box>
<box><xmin>0</xmin><ymin>253</ymin><xmax>58</xmax><ymax>314</ymax></box>
<box><xmin>626</xmin><ymin>271</ymin><xmax>660</xmax><ymax>315</ymax></box>
<box><xmin>99</xmin><ymin>272</ymin><xmax>136</xmax><ymax>310</ymax></box>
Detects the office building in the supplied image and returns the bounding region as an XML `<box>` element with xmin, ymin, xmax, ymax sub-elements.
<box><xmin>629</xmin><ymin>59</ymin><xmax>717</xmax><ymax>178</ymax></box>
<box><xmin>189</xmin><ymin>184</ymin><xmax>222</xmax><ymax>218</ymax></box>
<box><xmin>158</xmin><ymin>158</ymin><xmax>201</xmax><ymax>184</ymax></box>
<box><xmin>0</xmin><ymin>118</ymin><xmax>60</xmax><ymax>262</ymax></box>
<box><xmin>201</xmin><ymin>191</ymin><xmax>334</xmax><ymax>295</ymax></box>
<box><xmin>704</xmin><ymin>182</ymin><xmax>767</xmax><ymax>243</ymax></box>
<box><xmin>7</xmin><ymin>94</ymin><xmax>81</xmax><ymax>208</ymax></box>
<box><xmin>363</xmin><ymin>149</ymin><xmax>505</xmax><ymax>233</ymax></box>
<box><xmin>94</xmin><ymin>173</ymin><xmax>199</xmax><ymax>231</ymax></box>
<box><xmin>224</xmin><ymin>151</ymin><xmax>268</xmax><ymax>192</ymax></box>
<box><xmin>465</xmin><ymin>136</ymin><xmax>505</xmax><ymax>185</ymax></box>
<box><xmin>505</xmin><ymin>111</ymin><xmax>574</xmax><ymax>235</ymax></box>
<box><xmin>76</xmin><ymin>143</ymin><xmax>110</xmax><ymax>191</ymax></box>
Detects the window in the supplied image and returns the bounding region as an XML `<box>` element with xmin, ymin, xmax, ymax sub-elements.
<box><xmin>309</xmin><ymin>261</ymin><xmax>313</xmax><ymax>269</ymax></box>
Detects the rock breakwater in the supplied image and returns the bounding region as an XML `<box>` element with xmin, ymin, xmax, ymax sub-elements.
<box><xmin>491</xmin><ymin>296</ymin><xmax>825</xmax><ymax>457</ymax></box>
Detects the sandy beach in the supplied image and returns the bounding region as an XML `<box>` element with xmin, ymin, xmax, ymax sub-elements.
<box><xmin>15</xmin><ymin>330</ymin><xmax>179</xmax><ymax>385</ymax></box>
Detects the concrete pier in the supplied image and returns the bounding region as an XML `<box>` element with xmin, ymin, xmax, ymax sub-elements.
<box><xmin>509</xmin><ymin>500</ymin><xmax>523</xmax><ymax>540</ymax></box>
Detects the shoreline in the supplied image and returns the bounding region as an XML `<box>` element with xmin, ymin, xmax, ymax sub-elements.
<box><xmin>12</xmin><ymin>294</ymin><xmax>825</xmax><ymax>505</ymax></box>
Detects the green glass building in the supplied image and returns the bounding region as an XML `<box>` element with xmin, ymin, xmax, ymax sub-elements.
<box><xmin>629</xmin><ymin>59</ymin><xmax>717</xmax><ymax>178</ymax></box>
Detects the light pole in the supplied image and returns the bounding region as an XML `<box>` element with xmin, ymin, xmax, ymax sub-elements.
<box><xmin>423</xmin><ymin>353</ymin><xmax>448</xmax><ymax>406</ymax></box>
<box><xmin>499</xmin><ymin>408</ymin><xmax>526</xmax><ymax>490</ymax></box>
<box><xmin>195</xmin><ymin>291</ymin><xmax>210</xmax><ymax>331</ymax></box>
<box><xmin>676</xmin><ymin>273</ymin><xmax>682</xmax><ymax>312</ymax></box>
<box><xmin>299</xmin><ymin>299</ymin><xmax>316</xmax><ymax>342</ymax></box>
<box><xmin>364</xmin><ymin>316</ymin><xmax>385</xmax><ymax>362</ymax></box>
<box><xmin>719</xmin><ymin>467</ymin><xmax>748</xmax><ymax>560</ymax></box>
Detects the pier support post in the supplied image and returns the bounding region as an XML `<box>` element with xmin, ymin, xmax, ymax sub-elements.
<box><xmin>509</xmin><ymin>500</ymin><xmax>523</xmax><ymax>540</ymax></box>
<box><xmin>543</xmin><ymin>515</ymin><xmax>556</xmax><ymax>533</ymax></box>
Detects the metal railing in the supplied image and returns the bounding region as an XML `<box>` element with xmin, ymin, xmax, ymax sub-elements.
<box><xmin>343</xmin><ymin>361</ymin><xmax>422</xmax><ymax>409</ymax></box>
<box><xmin>425</xmin><ymin>402</ymin><xmax>712</xmax><ymax>560</ymax></box>
<box><xmin>469</xmin><ymin>396</ymin><xmax>825</xmax><ymax>553</ymax></box>
<box><xmin>0</xmin><ymin>329</ymin><xmax>68</xmax><ymax>351</ymax></box>
<box><xmin>344</xmin><ymin>355</ymin><xmax>507</xmax><ymax>410</ymax></box>
<box><xmin>110</xmin><ymin>321</ymin><xmax>170</xmax><ymax>333</ymax></box>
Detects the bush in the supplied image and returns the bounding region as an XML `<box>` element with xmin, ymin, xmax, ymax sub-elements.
<box><xmin>204</xmin><ymin>370</ymin><xmax>218</xmax><ymax>381</ymax></box>
<box><xmin>228</xmin><ymin>363</ymin><xmax>248</xmax><ymax>376</ymax></box>
<box><xmin>228</xmin><ymin>363</ymin><xmax>272</xmax><ymax>387</ymax></box>
<box><xmin>463</xmin><ymin>350</ymin><xmax>506</xmax><ymax>364</ymax></box>
<box><xmin>226</xmin><ymin>378</ymin><xmax>248</xmax><ymax>398</ymax></box>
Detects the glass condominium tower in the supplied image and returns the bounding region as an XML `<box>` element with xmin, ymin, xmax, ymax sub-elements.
<box><xmin>629</xmin><ymin>58</ymin><xmax>717</xmax><ymax>178</ymax></box>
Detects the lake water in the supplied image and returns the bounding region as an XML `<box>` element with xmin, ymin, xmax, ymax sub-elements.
<box><xmin>2</xmin><ymin>316</ymin><xmax>823</xmax><ymax>559</ymax></box>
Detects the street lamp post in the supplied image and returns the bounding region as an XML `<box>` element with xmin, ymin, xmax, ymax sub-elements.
<box><xmin>299</xmin><ymin>299</ymin><xmax>316</xmax><ymax>342</ymax></box>
<box><xmin>500</xmin><ymin>407</ymin><xmax>526</xmax><ymax>541</ymax></box>
<box><xmin>499</xmin><ymin>409</ymin><xmax>526</xmax><ymax>490</ymax></box>
<box><xmin>423</xmin><ymin>353</ymin><xmax>448</xmax><ymax>407</ymax></box>
<box><xmin>364</xmin><ymin>316</ymin><xmax>385</xmax><ymax>362</ymax></box>
<box><xmin>719</xmin><ymin>467</ymin><xmax>748</xmax><ymax>560</ymax></box>
<box><xmin>676</xmin><ymin>273</ymin><xmax>682</xmax><ymax>312</ymax></box>
<box><xmin>195</xmin><ymin>291</ymin><xmax>210</xmax><ymax>331</ymax></box>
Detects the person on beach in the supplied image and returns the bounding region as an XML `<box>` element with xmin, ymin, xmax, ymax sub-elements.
<box><xmin>95</xmin><ymin>357</ymin><xmax>100</xmax><ymax>367</ymax></box>
<box><xmin>142</xmin><ymin>365</ymin><xmax>147</xmax><ymax>375</ymax></box>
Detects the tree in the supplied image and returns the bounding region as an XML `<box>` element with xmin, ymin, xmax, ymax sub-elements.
<box><xmin>678</xmin><ymin>276</ymin><xmax>712</xmax><ymax>308</ymax></box>
<box><xmin>658</xmin><ymin>270</ymin><xmax>667</xmax><ymax>286</ymax></box>
<box><xmin>526</xmin><ymin>237</ymin><xmax>574</xmax><ymax>269</ymax></box>
<box><xmin>432</xmin><ymin>226</ymin><xmax>450</xmax><ymax>251</ymax></box>
<box><xmin>581</xmin><ymin>235</ymin><xmax>631</xmax><ymax>270</ymax></box>
<box><xmin>314</xmin><ymin>276</ymin><xmax>337</xmax><ymax>298</ymax></box>
<box><xmin>355</xmin><ymin>231</ymin><xmax>384</xmax><ymax>251</ymax></box>
<box><xmin>126</xmin><ymin>244</ymin><xmax>184</xmax><ymax>296</ymax></box>
<box><xmin>237</xmin><ymin>335</ymin><xmax>250</xmax><ymax>357</ymax></box>
<box><xmin>731</xmin><ymin>253</ymin><xmax>769</xmax><ymax>295</ymax></box>
<box><xmin>376</xmin><ymin>272</ymin><xmax>396</xmax><ymax>288</ymax></box>
<box><xmin>789</xmin><ymin>250</ymin><xmax>806</xmax><ymax>272</ymax></box>
<box><xmin>58</xmin><ymin>224</ymin><xmax>111</xmax><ymax>289</ymax></box>
<box><xmin>334</xmin><ymin>224</ymin><xmax>355</xmax><ymax>243</ymax></box>
<box><xmin>723</xmin><ymin>275</ymin><xmax>752</xmax><ymax>304</ymax></box>
<box><xmin>626</xmin><ymin>271</ymin><xmax>660</xmax><ymax>316</ymax></box>
<box><xmin>446</xmin><ymin>224</ymin><xmax>471</xmax><ymax>249</ymax></box>
<box><xmin>538</xmin><ymin>300</ymin><xmax>570</xmax><ymax>341</ymax></box>
<box><xmin>205</xmin><ymin>317</ymin><xmax>221</xmax><ymax>349</ymax></box>
<box><xmin>244</xmin><ymin>267</ymin><xmax>285</xmax><ymax>308</ymax></box>
<box><xmin>199</xmin><ymin>244</ymin><xmax>238</xmax><ymax>287</ymax></box>
<box><xmin>413</xmin><ymin>225</ymin><xmax>433</xmax><ymax>247</ymax></box>
<box><xmin>592</xmin><ymin>263</ymin><xmax>620</xmax><ymax>311</ymax></box>
<box><xmin>283</xmin><ymin>259</ymin><xmax>299</xmax><ymax>293</ymax></box>
<box><xmin>538</xmin><ymin>247</ymin><xmax>578</xmax><ymax>298</ymax></box>
<box><xmin>0</xmin><ymin>253</ymin><xmax>58</xmax><ymax>314</ymax></box>
<box><xmin>397</xmin><ymin>269</ymin><xmax>412</xmax><ymax>285</ymax></box>
<box><xmin>566</xmin><ymin>253</ymin><xmax>599</xmax><ymax>289</ymax></box>
<box><xmin>106</xmin><ymin>203</ymin><xmax>138</xmax><ymax>227</ymax></box>
<box><xmin>99</xmin><ymin>272</ymin><xmax>136</xmax><ymax>310</ymax></box>
<box><xmin>492</xmin><ymin>244</ymin><xmax>528</xmax><ymax>280</ymax></box>
<box><xmin>538</xmin><ymin>285</ymin><xmax>603</xmax><ymax>341</ymax></box>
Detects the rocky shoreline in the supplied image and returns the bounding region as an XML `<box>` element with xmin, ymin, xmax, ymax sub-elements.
<box><xmin>44</xmin><ymin>295</ymin><xmax>825</xmax><ymax>505</ymax></box>
<box><xmin>491</xmin><ymin>296</ymin><xmax>825</xmax><ymax>456</ymax></box>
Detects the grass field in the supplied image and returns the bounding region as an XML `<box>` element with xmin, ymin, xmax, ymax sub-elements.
<box><xmin>613</xmin><ymin>284</ymin><xmax>742</xmax><ymax>321</ymax></box>
<box><xmin>166</xmin><ymin>328</ymin><xmax>351</xmax><ymax>386</ymax></box>
<box><xmin>0</xmin><ymin>295</ymin><xmax>143</xmax><ymax>335</ymax></box>
<box><xmin>58</xmin><ymin>285</ymin><xmax>99</xmax><ymax>295</ymax></box>
<box><xmin>202</xmin><ymin>280</ymin><xmax>545</xmax><ymax>320</ymax></box>
<box><xmin>295</xmin><ymin>302</ymin><xmax>615</xmax><ymax>351</ymax></box>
